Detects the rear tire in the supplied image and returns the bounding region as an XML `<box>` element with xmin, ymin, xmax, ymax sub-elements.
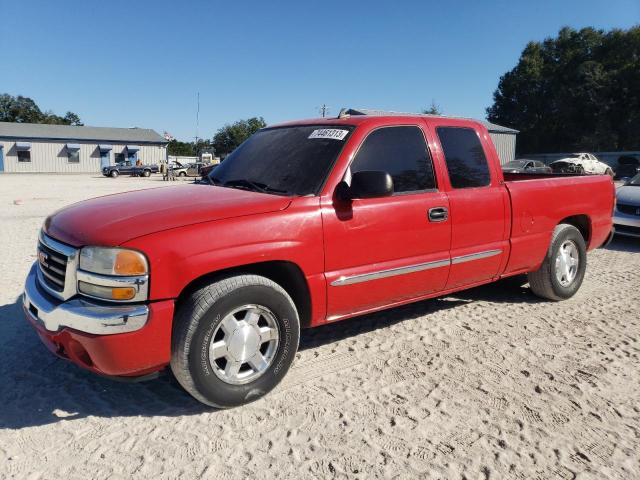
<box><xmin>142</xmin><ymin>169</ymin><xmax>151</xmax><ymax>177</ymax></box>
<box><xmin>171</xmin><ymin>274</ymin><xmax>300</xmax><ymax>408</ymax></box>
<box><xmin>528</xmin><ymin>224</ymin><xmax>587</xmax><ymax>301</ymax></box>
<box><xmin>179</xmin><ymin>171</ymin><xmax>186</xmax><ymax>177</ymax></box>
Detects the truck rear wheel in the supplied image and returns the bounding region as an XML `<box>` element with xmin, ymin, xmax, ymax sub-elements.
<box><xmin>527</xmin><ymin>224</ymin><xmax>587</xmax><ymax>301</ymax></box>
<box><xmin>171</xmin><ymin>274</ymin><xmax>300</xmax><ymax>408</ymax></box>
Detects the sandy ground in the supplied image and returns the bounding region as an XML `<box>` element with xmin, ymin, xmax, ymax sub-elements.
<box><xmin>0</xmin><ymin>174</ymin><xmax>639</xmax><ymax>479</ymax></box>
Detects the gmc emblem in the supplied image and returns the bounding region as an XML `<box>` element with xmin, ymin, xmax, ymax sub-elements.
<box><xmin>38</xmin><ymin>250</ymin><xmax>49</xmax><ymax>268</ymax></box>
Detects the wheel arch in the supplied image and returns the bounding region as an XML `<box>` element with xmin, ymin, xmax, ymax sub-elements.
<box><xmin>175</xmin><ymin>260</ymin><xmax>313</xmax><ymax>328</ymax></box>
<box><xmin>558</xmin><ymin>214</ymin><xmax>591</xmax><ymax>246</ymax></box>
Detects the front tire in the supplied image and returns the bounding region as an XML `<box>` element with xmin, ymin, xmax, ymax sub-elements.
<box><xmin>528</xmin><ymin>224</ymin><xmax>587</xmax><ymax>301</ymax></box>
<box><xmin>142</xmin><ymin>169</ymin><xmax>151</xmax><ymax>177</ymax></box>
<box><xmin>110</xmin><ymin>170</ymin><xmax>119</xmax><ymax>178</ymax></box>
<box><xmin>171</xmin><ymin>274</ymin><xmax>300</xmax><ymax>408</ymax></box>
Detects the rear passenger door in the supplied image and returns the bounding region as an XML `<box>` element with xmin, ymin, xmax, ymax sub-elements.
<box><xmin>433</xmin><ymin>125</ymin><xmax>508</xmax><ymax>289</ymax></box>
<box><xmin>323</xmin><ymin>124</ymin><xmax>451</xmax><ymax>319</ymax></box>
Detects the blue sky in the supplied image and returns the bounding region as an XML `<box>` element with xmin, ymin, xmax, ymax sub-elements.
<box><xmin>1</xmin><ymin>0</ymin><xmax>638</xmax><ymax>141</ymax></box>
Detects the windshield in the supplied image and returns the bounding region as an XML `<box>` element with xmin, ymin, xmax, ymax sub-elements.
<box><xmin>209</xmin><ymin>125</ymin><xmax>353</xmax><ymax>196</ymax></box>
<box><xmin>626</xmin><ymin>173</ymin><xmax>640</xmax><ymax>186</ymax></box>
<box><xmin>504</xmin><ymin>160</ymin><xmax>527</xmax><ymax>168</ymax></box>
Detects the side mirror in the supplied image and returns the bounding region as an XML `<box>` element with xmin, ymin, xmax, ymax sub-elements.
<box><xmin>338</xmin><ymin>170</ymin><xmax>394</xmax><ymax>200</ymax></box>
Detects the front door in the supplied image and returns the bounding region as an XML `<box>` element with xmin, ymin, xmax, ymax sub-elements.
<box><xmin>322</xmin><ymin>124</ymin><xmax>451</xmax><ymax>320</ymax></box>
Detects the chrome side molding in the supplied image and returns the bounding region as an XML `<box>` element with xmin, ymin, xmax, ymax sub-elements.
<box><xmin>330</xmin><ymin>249</ymin><xmax>502</xmax><ymax>287</ymax></box>
<box><xmin>450</xmin><ymin>249</ymin><xmax>502</xmax><ymax>265</ymax></box>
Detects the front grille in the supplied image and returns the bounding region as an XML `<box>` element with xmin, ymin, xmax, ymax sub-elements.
<box><xmin>616</xmin><ymin>224</ymin><xmax>640</xmax><ymax>235</ymax></box>
<box><xmin>617</xmin><ymin>203</ymin><xmax>640</xmax><ymax>216</ymax></box>
<box><xmin>38</xmin><ymin>241</ymin><xmax>69</xmax><ymax>292</ymax></box>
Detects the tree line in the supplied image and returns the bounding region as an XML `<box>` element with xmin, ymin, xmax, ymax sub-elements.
<box><xmin>167</xmin><ymin>117</ymin><xmax>267</xmax><ymax>157</ymax></box>
<box><xmin>0</xmin><ymin>94</ymin><xmax>83</xmax><ymax>126</ymax></box>
<box><xmin>487</xmin><ymin>25</ymin><xmax>640</xmax><ymax>153</ymax></box>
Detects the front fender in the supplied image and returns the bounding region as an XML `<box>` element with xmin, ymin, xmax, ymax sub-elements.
<box><xmin>122</xmin><ymin>199</ymin><xmax>325</xmax><ymax>301</ymax></box>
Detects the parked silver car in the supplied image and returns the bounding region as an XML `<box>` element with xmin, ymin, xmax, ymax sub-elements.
<box><xmin>614</xmin><ymin>173</ymin><xmax>640</xmax><ymax>238</ymax></box>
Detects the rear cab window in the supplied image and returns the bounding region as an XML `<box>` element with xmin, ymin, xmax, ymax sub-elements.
<box><xmin>349</xmin><ymin>125</ymin><xmax>437</xmax><ymax>194</ymax></box>
<box><xmin>436</xmin><ymin>126</ymin><xmax>491</xmax><ymax>188</ymax></box>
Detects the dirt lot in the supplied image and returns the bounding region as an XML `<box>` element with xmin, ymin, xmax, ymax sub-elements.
<box><xmin>0</xmin><ymin>174</ymin><xmax>638</xmax><ymax>479</ymax></box>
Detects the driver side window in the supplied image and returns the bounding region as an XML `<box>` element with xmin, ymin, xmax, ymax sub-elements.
<box><xmin>349</xmin><ymin>126</ymin><xmax>436</xmax><ymax>193</ymax></box>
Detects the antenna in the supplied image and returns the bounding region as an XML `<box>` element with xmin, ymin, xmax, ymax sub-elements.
<box><xmin>195</xmin><ymin>92</ymin><xmax>200</xmax><ymax>142</ymax></box>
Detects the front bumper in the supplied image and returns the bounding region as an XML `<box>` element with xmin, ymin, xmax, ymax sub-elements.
<box><xmin>23</xmin><ymin>263</ymin><xmax>174</xmax><ymax>377</ymax></box>
<box><xmin>613</xmin><ymin>210</ymin><xmax>640</xmax><ymax>238</ymax></box>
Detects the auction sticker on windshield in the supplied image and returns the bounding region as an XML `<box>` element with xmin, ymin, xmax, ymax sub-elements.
<box><xmin>308</xmin><ymin>129</ymin><xmax>349</xmax><ymax>140</ymax></box>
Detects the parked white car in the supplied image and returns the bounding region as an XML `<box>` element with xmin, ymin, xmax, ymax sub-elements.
<box><xmin>550</xmin><ymin>153</ymin><xmax>614</xmax><ymax>176</ymax></box>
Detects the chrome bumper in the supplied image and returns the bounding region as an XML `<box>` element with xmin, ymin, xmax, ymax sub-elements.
<box><xmin>23</xmin><ymin>263</ymin><xmax>149</xmax><ymax>335</ymax></box>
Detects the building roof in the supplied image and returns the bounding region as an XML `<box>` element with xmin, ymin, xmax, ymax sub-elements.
<box><xmin>0</xmin><ymin>122</ymin><xmax>168</xmax><ymax>144</ymax></box>
<box><xmin>340</xmin><ymin>108</ymin><xmax>519</xmax><ymax>134</ymax></box>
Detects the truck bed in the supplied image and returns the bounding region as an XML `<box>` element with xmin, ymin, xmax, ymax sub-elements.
<box><xmin>502</xmin><ymin>173</ymin><xmax>615</xmax><ymax>275</ymax></box>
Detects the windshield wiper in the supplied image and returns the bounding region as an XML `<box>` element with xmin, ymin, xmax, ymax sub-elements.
<box><xmin>222</xmin><ymin>179</ymin><xmax>290</xmax><ymax>195</ymax></box>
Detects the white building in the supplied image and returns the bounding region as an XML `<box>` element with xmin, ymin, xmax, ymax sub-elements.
<box><xmin>0</xmin><ymin>122</ymin><xmax>168</xmax><ymax>173</ymax></box>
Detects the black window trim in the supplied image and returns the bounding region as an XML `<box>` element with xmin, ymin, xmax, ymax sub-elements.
<box><xmin>436</xmin><ymin>125</ymin><xmax>492</xmax><ymax>190</ymax></box>
<box><xmin>344</xmin><ymin>124</ymin><xmax>439</xmax><ymax>197</ymax></box>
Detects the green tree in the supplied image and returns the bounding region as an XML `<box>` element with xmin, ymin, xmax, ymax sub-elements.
<box><xmin>167</xmin><ymin>139</ymin><xmax>196</xmax><ymax>156</ymax></box>
<box><xmin>486</xmin><ymin>26</ymin><xmax>640</xmax><ymax>153</ymax></box>
<box><xmin>0</xmin><ymin>93</ymin><xmax>83</xmax><ymax>126</ymax></box>
<box><xmin>421</xmin><ymin>100</ymin><xmax>442</xmax><ymax>115</ymax></box>
<box><xmin>213</xmin><ymin>117</ymin><xmax>267</xmax><ymax>155</ymax></box>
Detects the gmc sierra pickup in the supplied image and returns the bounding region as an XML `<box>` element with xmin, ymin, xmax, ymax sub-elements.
<box><xmin>23</xmin><ymin>111</ymin><xmax>615</xmax><ymax>408</ymax></box>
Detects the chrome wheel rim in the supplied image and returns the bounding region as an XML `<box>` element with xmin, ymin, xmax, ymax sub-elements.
<box><xmin>555</xmin><ymin>240</ymin><xmax>579</xmax><ymax>287</ymax></box>
<box><xmin>209</xmin><ymin>304</ymin><xmax>279</xmax><ymax>385</ymax></box>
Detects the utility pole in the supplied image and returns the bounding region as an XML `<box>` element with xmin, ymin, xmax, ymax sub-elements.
<box><xmin>195</xmin><ymin>92</ymin><xmax>200</xmax><ymax>158</ymax></box>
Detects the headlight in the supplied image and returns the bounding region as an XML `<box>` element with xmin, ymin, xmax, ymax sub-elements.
<box><xmin>80</xmin><ymin>247</ymin><xmax>148</xmax><ymax>276</ymax></box>
<box><xmin>78</xmin><ymin>247</ymin><xmax>148</xmax><ymax>302</ymax></box>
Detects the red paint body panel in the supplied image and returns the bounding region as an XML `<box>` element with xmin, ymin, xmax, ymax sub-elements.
<box><xmin>32</xmin><ymin>114</ymin><xmax>614</xmax><ymax>376</ymax></box>
<box><xmin>44</xmin><ymin>185</ymin><xmax>291</xmax><ymax>247</ymax></box>
<box><xmin>28</xmin><ymin>300</ymin><xmax>174</xmax><ymax>376</ymax></box>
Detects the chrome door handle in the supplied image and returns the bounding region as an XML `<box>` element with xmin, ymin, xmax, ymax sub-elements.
<box><xmin>428</xmin><ymin>207</ymin><xmax>448</xmax><ymax>222</ymax></box>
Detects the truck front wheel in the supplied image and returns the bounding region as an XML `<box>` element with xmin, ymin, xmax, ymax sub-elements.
<box><xmin>171</xmin><ymin>274</ymin><xmax>300</xmax><ymax>408</ymax></box>
<box><xmin>110</xmin><ymin>170</ymin><xmax>119</xmax><ymax>178</ymax></box>
<box><xmin>527</xmin><ymin>223</ymin><xmax>587</xmax><ymax>301</ymax></box>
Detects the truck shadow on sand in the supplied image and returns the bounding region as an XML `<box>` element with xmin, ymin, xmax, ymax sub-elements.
<box><xmin>0</xmin><ymin>276</ymin><xmax>556</xmax><ymax>430</ymax></box>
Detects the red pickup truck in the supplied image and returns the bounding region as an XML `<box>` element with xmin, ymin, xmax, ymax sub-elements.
<box><xmin>23</xmin><ymin>112</ymin><xmax>615</xmax><ymax>407</ymax></box>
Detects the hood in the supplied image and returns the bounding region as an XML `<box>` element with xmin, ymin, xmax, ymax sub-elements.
<box><xmin>44</xmin><ymin>184</ymin><xmax>292</xmax><ymax>247</ymax></box>
<box><xmin>616</xmin><ymin>185</ymin><xmax>640</xmax><ymax>205</ymax></box>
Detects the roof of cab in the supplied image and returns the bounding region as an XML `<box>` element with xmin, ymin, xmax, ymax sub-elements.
<box><xmin>270</xmin><ymin>107</ymin><xmax>518</xmax><ymax>134</ymax></box>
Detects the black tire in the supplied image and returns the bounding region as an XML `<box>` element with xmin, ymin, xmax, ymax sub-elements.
<box><xmin>528</xmin><ymin>224</ymin><xmax>587</xmax><ymax>301</ymax></box>
<box><xmin>110</xmin><ymin>170</ymin><xmax>119</xmax><ymax>178</ymax></box>
<box><xmin>171</xmin><ymin>274</ymin><xmax>300</xmax><ymax>408</ymax></box>
<box><xmin>179</xmin><ymin>171</ymin><xmax>186</xmax><ymax>177</ymax></box>
<box><xmin>142</xmin><ymin>169</ymin><xmax>151</xmax><ymax>177</ymax></box>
